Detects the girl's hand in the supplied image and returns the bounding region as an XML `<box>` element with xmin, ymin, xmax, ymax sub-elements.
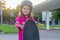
<box><xmin>22</xmin><ymin>22</ymin><xmax>25</xmax><ymax>25</ymax></box>
<box><xmin>20</xmin><ymin>22</ymin><xmax>25</xmax><ymax>29</ymax></box>
<box><xmin>20</xmin><ymin>25</ymin><xmax>24</xmax><ymax>30</ymax></box>
<box><xmin>15</xmin><ymin>21</ymin><xmax>21</xmax><ymax>28</ymax></box>
<box><xmin>15</xmin><ymin>21</ymin><xmax>23</xmax><ymax>29</ymax></box>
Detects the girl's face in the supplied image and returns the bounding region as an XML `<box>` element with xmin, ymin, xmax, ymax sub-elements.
<box><xmin>22</xmin><ymin>5</ymin><xmax>30</xmax><ymax>16</ymax></box>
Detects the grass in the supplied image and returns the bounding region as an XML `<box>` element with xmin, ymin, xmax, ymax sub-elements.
<box><xmin>0</xmin><ymin>24</ymin><xmax>18</xmax><ymax>34</ymax></box>
<box><xmin>38</xmin><ymin>25</ymin><xmax>60</xmax><ymax>29</ymax></box>
<box><xmin>50</xmin><ymin>25</ymin><xmax>60</xmax><ymax>28</ymax></box>
<box><xmin>0</xmin><ymin>24</ymin><xmax>60</xmax><ymax>34</ymax></box>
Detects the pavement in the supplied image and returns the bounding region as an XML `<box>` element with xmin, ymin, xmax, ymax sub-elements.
<box><xmin>0</xmin><ymin>34</ymin><xmax>18</xmax><ymax>40</ymax></box>
<box><xmin>0</xmin><ymin>30</ymin><xmax>60</xmax><ymax>40</ymax></box>
<box><xmin>40</xmin><ymin>30</ymin><xmax>60</xmax><ymax>40</ymax></box>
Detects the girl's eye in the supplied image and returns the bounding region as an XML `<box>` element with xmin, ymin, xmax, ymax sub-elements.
<box><xmin>27</xmin><ymin>8</ymin><xmax>30</xmax><ymax>10</ymax></box>
<box><xmin>23</xmin><ymin>8</ymin><xmax>26</xmax><ymax>10</ymax></box>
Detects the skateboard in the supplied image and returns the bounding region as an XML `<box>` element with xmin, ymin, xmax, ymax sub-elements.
<box><xmin>23</xmin><ymin>19</ymin><xmax>39</xmax><ymax>40</ymax></box>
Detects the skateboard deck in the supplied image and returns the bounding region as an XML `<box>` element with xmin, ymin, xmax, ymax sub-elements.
<box><xmin>23</xmin><ymin>19</ymin><xmax>39</xmax><ymax>40</ymax></box>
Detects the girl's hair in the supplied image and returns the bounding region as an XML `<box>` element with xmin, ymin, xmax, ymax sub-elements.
<box><xmin>18</xmin><ymin>0</ymin><xmax>33</xmax><ymax>18</ymax></box>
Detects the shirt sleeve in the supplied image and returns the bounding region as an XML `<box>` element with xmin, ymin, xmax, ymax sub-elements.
<box><xmin>15</xmin><ymin>16</ymin><xmax>20</xmax><ymax>21</ymax></box>
<box><xmin>15</xmin><ymin>16</ymin><xmax>21</xmax><ymax>29</ymax></box>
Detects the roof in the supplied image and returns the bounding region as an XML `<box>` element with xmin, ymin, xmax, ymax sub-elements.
<box><xmin>33</xmin><ymin>0</ymin><xmax>60</xmax><ymax>13</ymax></box>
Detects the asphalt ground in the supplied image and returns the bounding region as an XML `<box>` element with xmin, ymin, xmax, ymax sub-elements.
<box><xmin>0</xmin><ymin>30</ymin><xmax>60</xmax><ymax>40</ymax></box>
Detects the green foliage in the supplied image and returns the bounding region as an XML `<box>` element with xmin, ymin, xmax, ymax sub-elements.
<box><xmin>52</xmin><ymin>8</ymin><xmax>60</xmax><ymax>20</ymax></box>
<box><xmin>3</xmin><ymin>8</ymin><xmax>11</xmax><ymax>21</ymax></box>
<box><xmin>14</xmin><ymin>4</ymin><xmax>20</xmax><ymax>16</ymax></box>
<box><xmin>52</xmin><ymin>8</ymin><xmax>60</xmax><ymax>24</ymax></box>
<box><xmin>2</xmin><ymin>4</ymin><xmax>20</xmax><ymax>22</ymax></box>
<box><xmin>34</xmin><ymin>13</ymin><xmax>42</xmax><ymax>22</ymax></box>
<box><xmin>0</xmin><ymin>24</ymin><xmax>18</xmax><ymax>33</ymax></box>
<box><xmin>0</xmin><ymin>24</ymin><xmax>60</xmax><ymax>34</ymax></box>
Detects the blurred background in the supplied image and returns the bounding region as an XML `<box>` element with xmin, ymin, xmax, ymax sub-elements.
<box><xmin>0</xmin><ymin>0</ymin><xmax>60</xmax><ymax>33</ymax></box>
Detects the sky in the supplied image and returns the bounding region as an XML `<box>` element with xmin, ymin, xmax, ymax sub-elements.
<box><xmin>5</xmin><ymin>0</ymin><xmax>46</xmax><ymax>9</ymax></box>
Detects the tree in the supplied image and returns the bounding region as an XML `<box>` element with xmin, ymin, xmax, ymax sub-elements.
<box><xmin>52</xmin><ymin>8</ymin><xmax>60</xmax><ymax>24</ymax></box>
<box><xmin>0</xmin><ymin>0</ymin><xmax>6</xmax><ymax>24</ymax></box>
<box><xmin>14</xmin><ymin>4</ymin><xmax>20</xmax><ymax>16</ymax></box>
<box><xmin>34</xmin><ymin>12</ymin><xmax>42</xmax><ymax>23</ymax></box>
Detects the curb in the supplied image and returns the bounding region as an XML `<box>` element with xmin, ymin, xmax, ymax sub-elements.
<box><xmin>0</xmin><ymin>32</ymin><xmax>5</xmax><ymax>35</ymax></box>
<box><xmin>39</xmin><ymin>28</ymin><xmax>60</xmax><ymax>30</ymax></box>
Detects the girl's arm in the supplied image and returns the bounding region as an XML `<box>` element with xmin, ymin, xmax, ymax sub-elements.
<box><xmin>15</xmin><ymin>15</ymin><xmax>22</xmax><ymax>29</ymax></box>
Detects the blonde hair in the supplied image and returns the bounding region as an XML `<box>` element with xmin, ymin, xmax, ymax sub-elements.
<box><xmin>18</xmin><ymin>11</ymin><xmax>21</xmax><ymax>16</ymax></box>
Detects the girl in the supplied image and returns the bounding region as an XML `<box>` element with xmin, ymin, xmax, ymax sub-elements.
<box><xmin>15</xmin><ymin>0</ymin><xmax>37</xmax><ymax>40</ymax></box>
